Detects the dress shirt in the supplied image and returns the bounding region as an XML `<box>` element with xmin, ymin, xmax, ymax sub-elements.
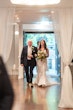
<box><xmin>27</xmin><ymin>46</ymin><xmax>32</xmax><ymax>60</ymax></box>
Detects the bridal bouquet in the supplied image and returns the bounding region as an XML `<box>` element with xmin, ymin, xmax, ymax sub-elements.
<box><xmin>37</xmin><ymin>51</ymin><xmax>47</xmax><ymax>60</ymax></box>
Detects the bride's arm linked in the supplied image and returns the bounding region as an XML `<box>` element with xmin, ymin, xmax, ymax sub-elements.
<box><xmin>46</xmin><ymin>48</ymin><xmax>49</xmax><ymax>57</ymax></box>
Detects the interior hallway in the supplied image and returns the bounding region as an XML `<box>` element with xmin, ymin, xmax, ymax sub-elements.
<box><xmin>10</xmin><ymin>76</ymin><xmax>63</xmax><ymax>110</ymax></box>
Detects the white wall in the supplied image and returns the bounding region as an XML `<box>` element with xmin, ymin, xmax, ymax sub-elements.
<box><xmin>23</xmin><ymin>23</ymin><xmax>53</xmax><ymax>32</ymax></box>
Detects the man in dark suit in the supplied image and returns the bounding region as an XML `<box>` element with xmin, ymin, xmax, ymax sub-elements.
<box><xmin>0</xmin><ymin>56</ymin><xmax>14</xmax><ymax>110</ymax></box>
<box><xmin>21</xmin><ymin>40</ymin><xmax>37</xmax><ymax>87</ymax></box>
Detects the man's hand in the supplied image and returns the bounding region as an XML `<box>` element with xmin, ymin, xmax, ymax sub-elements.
<box><xmin>28</xmin><ymin>55</ymin><xmax>33</xmax><ymax>58</ymax></box>
<box><xmin>34</xmin><ymin>54</ymin><xmax>37</xmax><ymax>57</ymax></box>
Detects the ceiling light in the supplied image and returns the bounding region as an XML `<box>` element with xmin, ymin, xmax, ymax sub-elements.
<box><xmin>10</xmin><ymin>0</ymin><xmax>61</xmax><ymax>5</ymax></box>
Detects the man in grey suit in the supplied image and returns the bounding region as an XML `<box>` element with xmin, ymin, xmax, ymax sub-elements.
<box><xmin>21</xmin><ymin>40</ymin><xmax>37</xmax><ymax>87</ymax></box>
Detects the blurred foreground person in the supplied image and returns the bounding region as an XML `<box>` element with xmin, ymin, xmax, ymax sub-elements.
<box><xmin>0</xmin><ymin>56</ymin><xmax>14</xmax><ymax>110</ymax></box>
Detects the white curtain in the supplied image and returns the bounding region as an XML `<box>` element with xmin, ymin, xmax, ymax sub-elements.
<box><xmin>52</xmin><ymin>8</ymin><xmax>73</xmax><ymax>108</ymax></box>
<box><xmin>0</xmin><ymin>8</ymin><xmax>15</xmax><ymax>62</ymax></box>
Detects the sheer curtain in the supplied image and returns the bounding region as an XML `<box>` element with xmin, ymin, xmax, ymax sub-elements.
<box><xmin>0</xmin><ymin>8</ymin><xmax>15</xmax><ymax>62</ymax></box>
<box><xmin>52</xmin><ymin>8</ymin><xmax>73</xmax><ymax>108</ymax></box>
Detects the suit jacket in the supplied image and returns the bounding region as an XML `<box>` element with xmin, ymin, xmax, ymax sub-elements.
<box><xmin>20</xmin><ymin>46</ymin><xmax>37</xmax><ymax>67</ymax></box>
<box><xmin>0</xmin><ymin>56</ymin><xmax>14</xmax><ymax>110</ymax></box>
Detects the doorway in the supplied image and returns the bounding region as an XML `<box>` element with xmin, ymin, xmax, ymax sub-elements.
<box><xmin>23</xmin><ymin>32</ymin><xmax>60</xmax><ymax>77</ymax></box>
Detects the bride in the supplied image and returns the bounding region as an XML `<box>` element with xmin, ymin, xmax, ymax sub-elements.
<box><xmin>34</xmin><ymin>39</ymin><xmax>59</xmax><ymax>87</ymax></box>
<box><xmin>34</xmin><ymin>40</ymin><xmax>59</xmax><ymax>87</ymax></box>
<box><xmin>34</xmin><ymin>40</ymin><xmax>50</xmax><ymax>87</ymax></box>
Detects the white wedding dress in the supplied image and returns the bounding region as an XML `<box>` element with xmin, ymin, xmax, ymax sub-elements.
<box><xmin>34</xmin><ymin>50</ymin><xmax>58</xmax><ymax>87</ymax></box>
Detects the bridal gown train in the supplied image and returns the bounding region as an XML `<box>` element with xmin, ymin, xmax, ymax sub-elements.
<box><xmin>34</xmin><ymin>50</ymin><xmax>58</xmax><ymax>87</ymax></box>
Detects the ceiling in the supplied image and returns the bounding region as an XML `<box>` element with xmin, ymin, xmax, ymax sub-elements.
<box><xmin>0</xmin><ymin>0</ymin><xmax>73</xmax><ymax>24</ymax></box>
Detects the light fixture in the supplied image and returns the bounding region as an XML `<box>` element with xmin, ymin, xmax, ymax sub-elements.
<box><xmin>15</xmin><ymin>31</ymin><xmax>19</xmax><ymax>35</ymax></box>
<box><xmin>10</xmin><ymin>0</ymin><xmax>61</xmax><ymax>5</ymax></box>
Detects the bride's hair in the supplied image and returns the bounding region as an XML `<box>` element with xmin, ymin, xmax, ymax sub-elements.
<box><xmin>39</xmin><ymin>40</ymin><xmax>47</xmax><ymax>50</ymax></box>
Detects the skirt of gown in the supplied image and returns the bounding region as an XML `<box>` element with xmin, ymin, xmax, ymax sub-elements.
<box><xmin>34</xmin><ymin>58</ymin><xmax>58</xmax><ymax>86</ymax></box>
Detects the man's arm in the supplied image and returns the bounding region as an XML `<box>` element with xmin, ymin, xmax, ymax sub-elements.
<box><xmin>32</xmin><ymin>46</ymin><xmax>37</xmax><ymax>58</ymax></box>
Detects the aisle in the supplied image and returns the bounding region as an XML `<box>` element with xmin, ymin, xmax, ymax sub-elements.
<box><xmin>10</xmin><ymin>76</ymin><xmax>62</xmax><ymax>110</ymax></box>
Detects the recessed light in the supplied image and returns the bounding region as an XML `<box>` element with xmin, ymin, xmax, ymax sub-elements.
<box><xmin>10</xmin><ymin>0</ymin><xmax>61</xmax><ymax>5</ymax></box>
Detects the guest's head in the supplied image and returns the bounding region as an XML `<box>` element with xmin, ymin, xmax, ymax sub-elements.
<box><xmin>39</xmin><ymin>40</ymin><xmax>47</xmax><ymax>49</ymax></box>
<box><xmin>27</xmin><ymin>40</ymin><xmax>32</xmax><ymax>47</ymax></box>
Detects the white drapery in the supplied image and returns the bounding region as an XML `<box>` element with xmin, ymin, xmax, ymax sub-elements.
<box><xmin>0</xmin><ymin>8</ymin><xmax>15</xmax><ymax>62</ymax></box>
<box><xmin>52</xmin><ymin>8</ymin><xmax>73</xmax><ymax>108</ymax></box>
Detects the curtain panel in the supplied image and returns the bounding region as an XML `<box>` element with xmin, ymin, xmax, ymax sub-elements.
<box><xmin>52</xmin><ymin>8</ymin><xmax>73</xmax><ymax>108</ymax></box>
<box><xmin>0</xmin><ymin>8</ymin><xmax>15</xmax><ymax>62</ymax></box>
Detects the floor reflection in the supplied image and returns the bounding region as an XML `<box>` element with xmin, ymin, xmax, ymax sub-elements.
<box><xmin>24</xmin><ymin>86</ymin><xmax>43</xmax><ymax>110</ymax></box>
<box><xmin>34</xmin><ymin>87</ymin><xmax>49</xmax><ymax>110</ymax></box>
<box><xmin>47</xmin><ymin>85</ymin><xmax>60</xmax><ymax>110</ymax></box>
<box><xmin>12</xmin><ymin>76</ymin><xmax>62</xmax><ymax>110</ymax></box>
<box><xmin>23</xmin><ymin>81</ymin><xmax>60</xmax><ymax>110</ymax></box>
